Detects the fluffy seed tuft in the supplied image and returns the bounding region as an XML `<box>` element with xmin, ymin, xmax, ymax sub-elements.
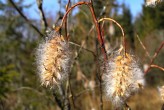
<box><xmin>158</xmin><ymin>86</ymin><xmax>164</xmax><ymax>102</ymax></box>
<box><xmin>103</xmin><ymin>50</ymin><xmax>145</xmax><ymax>108</ymax></box>
<box><xmin>36</xmin><ymin>30</ymin><xmax>72</xmax><ymax>88</ymax></box>
<box><xmin>145</xmin><ymin>0</ymin><xmax>162</xmax><ymax>7</ymax></box>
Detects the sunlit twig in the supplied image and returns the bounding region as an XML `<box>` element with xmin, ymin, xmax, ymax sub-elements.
<box><xmin>150</xmin><ymin>64</ymin><xmax>164</xmax><ymax>71</ymax></box>
<box><xmin>136</xmin><ymin>35</ymin><xmax>151</xmax><ymax>59</ymax></box>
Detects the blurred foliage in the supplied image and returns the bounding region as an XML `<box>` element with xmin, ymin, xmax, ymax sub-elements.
<box><xmin>0</xmin><ymin>0</ymin><xmax>164</xmax><ymax>110</ymax></box>
<box><xmin>134</xmin><ymin>1</ymin><xmax>164</xmax><ymax>86</ymax></box>
<box><xmin>135</xmin><ymin>1</ymin><xmax>164</xmax><ymax>36</ymax></box>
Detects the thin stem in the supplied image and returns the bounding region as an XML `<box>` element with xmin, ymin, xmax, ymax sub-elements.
<box><xmin>64</xmin><ymin>80</ymin><xmax>71</xmax><ymax>110</ymax></box>
<box><xmin>9</xmin><ymin>0</ymin><xmax>43</xmax><ymax>36</ymax></box>
<box><xmin>150</xmin><ymin>64</ymin><xmax>164</xmax><ymax>71</ymax></box>
<box><xmin>98</xmin><ymin>18</ymin><xmax>126</xmax><ymax>56</ymax></box>
<box><xmin>95</xmin><ymin>37</ymin><xmax>103</xmax><ymax>110</ymax></box>
<box><xmin>136</xmin><ymin>35</ymin><xmax>151</xmax><ymax>59</ymax></box>
<box><xmin>145</xmin><ymin>41</ymin><xmax>164</xmax><ymax>74</ymax></box>
<box><xmin>65</xmin><ymin>0</ymin><xmax>71</xmax><ymax>41</ymax></box>
<box><xmin>68</xmin><ymin>75</ymin><xmax>76</xmax><ymax>109</ymax></box>
<box><xmin>69</xmin><ymin>42</ymin><xmax>96</xmax><ymax>57</ymax></box>
<box><xmin>36</xmin><ymin>0</ymin><xmax>48</xmax><ymax>32</ymax></box>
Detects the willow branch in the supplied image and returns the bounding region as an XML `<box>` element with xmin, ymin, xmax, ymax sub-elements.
<box><xmin>64</xmin><ymin>0</ymin><xmax>71</xmax><ymax>41</ymax></box>
<box><xmin>145</xmin><ymin>41</ymin><xmax>164</xmax><ymax>74</ymax></box>
<box><xmin>88</xmin><ymin>3</ymin><xmax>107</xmax><ymax>60</ymax></box>
<box><xmin>36</xmin><ymin>0</ymin><xmax>48</xmax><ymax>32</ymax></box>
<box><xmin>60</xmin><ymin>1</ymin><xmax>107</xmax><ymax>60</ymax></box>
<box><xmin>9</xmin><ymin>0</ymin><xmax>43</xmax><ymax>36</ymax></box>
<box><xmin>95</xmin><ymin>36</ymin><xmax>104</xmax><ymax>110</ymax></box>
<box><xmin>60</xmin><ymin>2</ymin><xmax>89</xmax><ymax>27</ymax></box>
<box><xmin>98</xmin><ymin>18</ymin><xmax>126</xmax><ymax>56</ymax></box>
<box><xmin>68</xmin><ymin>75</ymin><xmax>76</xmax><ymax>109</ymax></box>
<box><xmin>89</xmin><ymin>1</ymin><xmax>104</xmax><ymax>109</ymax></box>
<box><xmin>150</xmin><ymin>64</ymin><xmax>164</xmax><ymax>71</ymax></box>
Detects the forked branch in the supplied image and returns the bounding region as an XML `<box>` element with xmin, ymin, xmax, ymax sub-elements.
<box><xmin>59</xmin><ymin>1</ymin><xmax>107</xmax><ymax>60</ymax></box>
<box><xmin>145</xmin><ymin>41</ymin><xmax>164</xmax><ymax>74</ymax></box>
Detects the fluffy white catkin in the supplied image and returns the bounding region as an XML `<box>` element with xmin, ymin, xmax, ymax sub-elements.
<box><xmin>158</xmin><ymin>86</ymin><xmax>164</xmax><ymax>102</ymax></box>
<box><xmin>36</xmin><ymin>30</ymin><xmax>72</xmax><ymax>87</ymax></box>
<box><xmin>145</xmin><ymin>0</ymin><xmax>162</xmax><ymax>7</ymax></box>
<box><xmin>104</xmin><ymin>51</ymin><xmax>145</xmax><ymax>108</ymax></box>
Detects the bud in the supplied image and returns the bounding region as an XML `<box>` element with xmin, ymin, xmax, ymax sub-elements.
<box><xmin>36</xmin><ymin>30</ymin><xmax>72</xmax><ymax>87</ymax></box>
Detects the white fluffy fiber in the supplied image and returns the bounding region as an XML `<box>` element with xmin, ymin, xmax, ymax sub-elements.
<box><xmin>36</xmin><ymin>30</ymin><xmax>71</xmax><ymax>87</ymax></box>
<box><xmin>104</xmin><ymin>52</ymin><xmax>145</xmax><ymax>107</ymax></box>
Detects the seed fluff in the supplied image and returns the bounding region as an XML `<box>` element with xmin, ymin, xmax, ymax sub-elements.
<box><xmin>36</xmin><ymin>29</ymin><xmax>72</xmax><ymax>88</ymax></box>
<box><xmin>103</xmin><ymin>48</ymin><xmax>145</xmax><ymax>108</ymax></box>
<box><xmin>158</xmin><ymin>86</ymin><xmax>164</xmax><ymax>102</ymax></box>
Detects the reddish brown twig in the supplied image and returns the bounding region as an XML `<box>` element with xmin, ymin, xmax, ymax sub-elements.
<box><xmin>59</xmin><ymin>1</ymin><xmax>107</xmax><ymax>60</ymax></box>
<box><xmin>150</xmin><ymin>64</ymin><xmax>164</xmax><ymax>71</ymax></box>
<box><xmin>88</xmin><ymin>2</ymin><xmax>107</xmax><ymax>60</ymax></box>
<box><xmin>60</xmin><ymin>2</ymin><xmax>89</xmax><ymax>27</ymax></box>
<box><xmin>65</xmin><ymin>0</ymin><xmax>71</xmax><ymax>41</ymax></box>
<box><xmin>90</xmin><ymin>1</ymin><xmax>105</xmax><ymax>109</ymax></box>
<box><xmin>145</xmin><ymin>41</ymin><xmax>164</xmax><ymax>74</ymax></box>
<box><xmin>98</xmin><ymin>18</ymin><xmax>126</xmax><ymax>56</ymax></box>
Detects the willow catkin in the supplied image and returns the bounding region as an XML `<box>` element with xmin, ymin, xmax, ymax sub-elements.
<box><xmin>158</xmin><ymin>86</ymin><xmax>164</xmax><ymax>102</ymax></box>
<box><xmin>145</xmin><ymin>0</ymin><xmax>161</xmax><ymax>7</ymax></box>
<box><xmin>36</xmin><ymin>30</ymin><xmax>72</xmax><ymax>87</ymax></box>
<box><xmin>103</xmin><ymin>50</ymin><xmax>145</xmax><ymax>108</ymax></box>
